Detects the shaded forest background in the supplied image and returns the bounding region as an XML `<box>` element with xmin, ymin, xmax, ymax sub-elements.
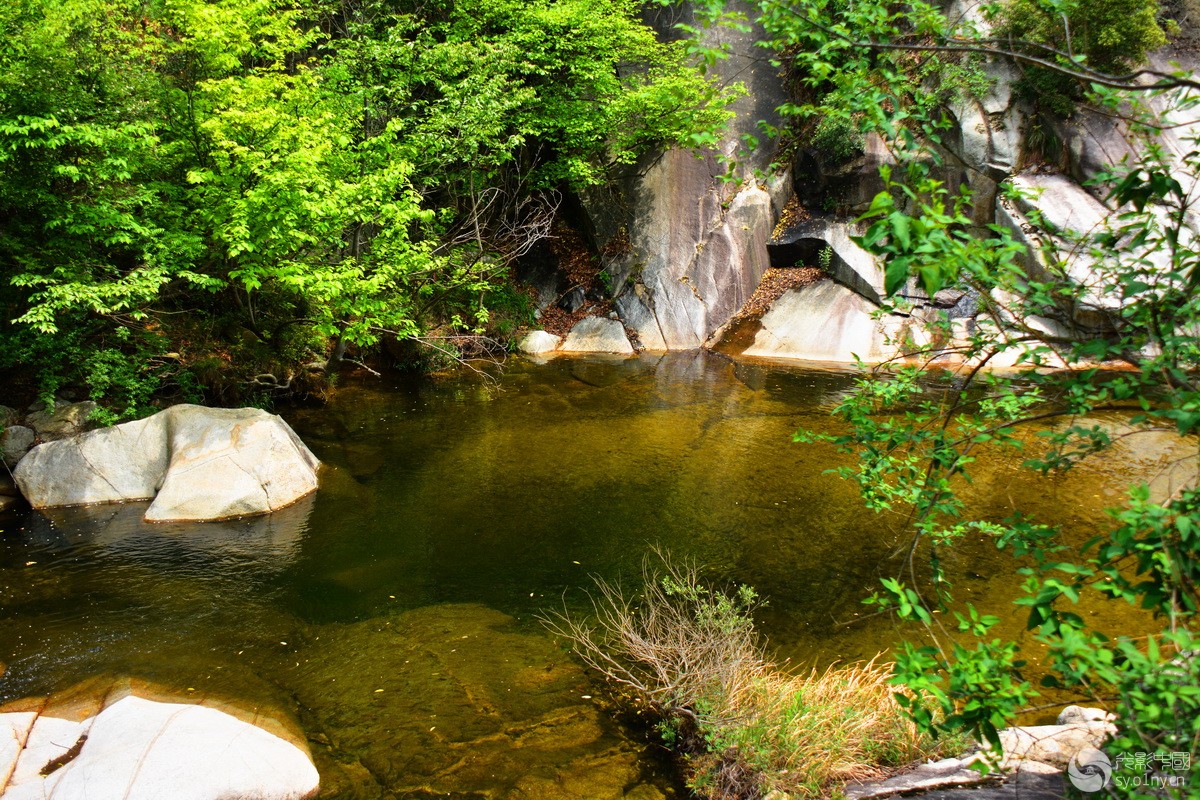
<box><xmin>0</xmin><ymin>0</ymin><xmax>733</xmax><ymax>419</ymax></box>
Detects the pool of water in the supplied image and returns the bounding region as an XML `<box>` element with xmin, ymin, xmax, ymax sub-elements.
<box><xmin>0</xmin><ymin>352</ymin><xmax>1166</xmax><ymax>798</ymax></box>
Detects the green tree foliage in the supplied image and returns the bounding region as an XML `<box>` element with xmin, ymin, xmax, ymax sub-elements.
<box><xmin>999</xmin><ymin>0</ymin><xmax>1169</xmax><ymax>74</ymax></box>
<box><xmin>0</xmin><ymin>0</ymin><xmax>210</xmax><ymax>414</ymax></box>
<box><xmin>686</xmin><ymin>0</ymin><xmax>1198</xmax><ymax>794</ymax></box>
<box><xmin>840</xmin><ymin>127</ymin><xmax>1200</xmax><ymax>792</ymax></box>
<box><xmin>0</xmin><ymin>0</ymin><xmax>733</xmax><ymax>414</ymax></box>
<box><xmin>997</xmin><ymin>0</ymin><xmax>1170</xmax><ymax>112</ymax></box>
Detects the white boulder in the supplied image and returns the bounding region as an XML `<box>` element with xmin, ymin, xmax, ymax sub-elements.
<box><xmin>0</xmin><ymin>695</ymin><xmax>318</xmax><ymax>800</ymax></box>
<box><xmin>743</xmin><ymin>280</ymin><xmax>926</xmax><ymax>364</ymax></box>
<box><xmin>1057</xmin><ymin>705</ymin><xmax>1116</xmax><ymax>726</ymax></box>
<box><xmin>517</xmin><ymin>330</ymin><xmax>562</xmax><ymax>355</ymax></box>
<box><xmin>989</xmin><ymin>716</ymin><xmax>1116</xmax><ymax>770</ymax></box>
<box><xmin>14</xmin><ymin>405</ymin><xmax>319</xmax><ymax>522</ymax></box>
<box><xmin>15</xmin><ymin>414</ymin><xmax>169</xmax><ymax>508</ymax></box>
<box><xmin>560</xmin><ymin>317</ymin><xmax>635</xmax><ymax>355</ymax></box>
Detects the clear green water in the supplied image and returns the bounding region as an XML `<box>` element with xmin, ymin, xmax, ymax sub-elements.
<box><xmin>0</xmin><ymin>352</ymin><xmax>1162</xmax><ymax>798</ymax></box>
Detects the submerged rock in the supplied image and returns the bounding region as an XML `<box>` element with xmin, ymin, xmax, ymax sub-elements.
<box><xmin>291</xmin><ymin>603</ymin><xmax>649</xmax><ymax>798</ymax></box>
<box><xmin>0</xmin><ymin>684</ymin><xmax>318</xmax><ymax>800</ymax></box>
<box><xmin>569</xmin><ymin>356</ymin><xmax>646</xmax><ymax>388</ymax></box>
<box><xmin>14</xmin><ymin>405</ymin><xmax>319</xmax><ymax>522</ymax></box>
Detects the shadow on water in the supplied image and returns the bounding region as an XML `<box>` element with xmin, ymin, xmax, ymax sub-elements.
<box><xmin>0</xmin><ymin>351</ymin><xmax>1168</xmax><ymax>797</ymax></box>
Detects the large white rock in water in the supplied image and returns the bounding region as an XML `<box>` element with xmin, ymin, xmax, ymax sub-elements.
<box><xmin>14</xmin><ymin>405</ymin><xmax>319</xmax><ymax>522</ymax></box>
<box><xmin>0</xmin><ymin>695</ymin><xmax>319</xmax><ymax>799</ymax></box>
<box><xmin>743</xmin><ymin>280</ymin><xmax>925</xmax><ymax>364</ymax></box>
<box><xmin>560</xmin><ymin>317</ymin><xmax>635</xmax><ymax>354</ymax></box>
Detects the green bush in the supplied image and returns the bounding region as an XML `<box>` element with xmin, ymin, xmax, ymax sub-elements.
<box><xmin>998</xmin><ymin>0</ymin><xmax>1168</xmax><ymax>74</ymax></box>
<box><xmin>997</xmin><ymin>0</ymin><xmax>1169</xmax><ymax>110</ymax></box>
<box><xmin>811</xmin><ymin>115</ymin><xmax>865</xmax><ymax>163</ymax></box>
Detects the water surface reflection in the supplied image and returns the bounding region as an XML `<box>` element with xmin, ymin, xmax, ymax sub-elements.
<box><xmin>0</xmin><ymin>352</ymin><xmax>1165</xmax><ymax>797</ymax></box>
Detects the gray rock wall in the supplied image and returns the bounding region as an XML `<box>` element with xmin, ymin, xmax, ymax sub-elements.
<box><xmin>725</xmin><ymin>39</ymin><xmax>1200</xmax><ymax>367</ymax></box>
<box><xmin>566</xmin><ymin>5</ymin><xmax>1198</xmax><ymax>366</ymax></box>
<box><xmin>582</xmin><ymin>1</ymin><xmax>792</xmax><ymax>351</ymax></box>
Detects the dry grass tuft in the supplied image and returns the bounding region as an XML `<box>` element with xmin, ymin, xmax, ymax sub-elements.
<box><xmin>727</xmin><ymin>659</ymin><xmax>930</xmax><ymax>795</ymax></box>
<box><xmin>541</xmin><ymin>553</ymin><xmax>942</xmax><ymax>799</ymax></box>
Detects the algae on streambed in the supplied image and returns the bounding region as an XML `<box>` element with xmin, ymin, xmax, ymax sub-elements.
<box><xmin>0</xmin><ymin>351</ymin><xmax>1170</xmax><ymax>796</ymax></box>
<box><xmin>290</xmin><ymin>603</ymin><xmax>658</xmax><ymax>799</ymax></box>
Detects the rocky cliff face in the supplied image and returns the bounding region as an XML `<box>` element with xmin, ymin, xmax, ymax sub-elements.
<box><xmin>578</xmin><ymin>1</ymin><xmax>792</xmax><ymax>351</ymax></box>
<box><xmin>522</xmin><ymin>6</ymin><xmax>1198</xmax><ymax>365</ymax></box>
<box><xmin>719</xmin><ymin>38</ymin><xmax>1200</xmax><ymax>365</ymax></box>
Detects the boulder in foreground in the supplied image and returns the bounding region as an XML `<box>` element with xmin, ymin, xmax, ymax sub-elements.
<box><xmin>14</xmin><ymin>405</ymin><xmax>319</xmax><ymax>522</ymax></box>
<box><xmin>0</xmin><ymin>688</ymin><xmax>318</xmax><ymax>800</ymax></box>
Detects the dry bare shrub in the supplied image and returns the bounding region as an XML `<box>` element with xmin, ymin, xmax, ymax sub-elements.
<box><xmin>541</xmin><ymin>554</ymin><xmax>942</xmax><ymax>799</ymax></box>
